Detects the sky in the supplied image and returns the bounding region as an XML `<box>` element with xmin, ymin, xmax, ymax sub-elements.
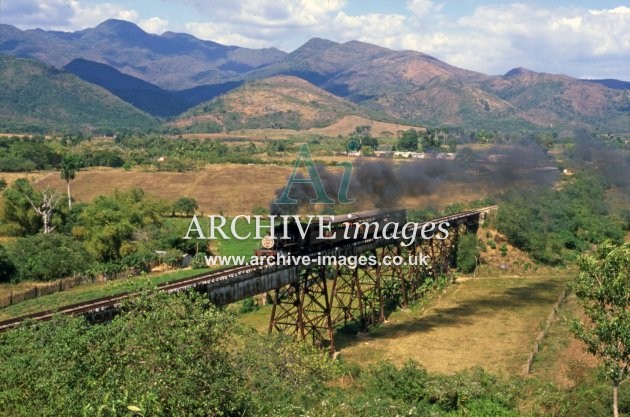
<box><xmin>1</xmin><ymin>0</ymin><xmax>629</xmax><ymax>80</ymax></box>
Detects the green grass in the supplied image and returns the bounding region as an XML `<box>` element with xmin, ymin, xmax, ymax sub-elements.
<box><xmin>218</xmin><ymin>217</ymin><xmax>265</xmax><ymax>257</ymax></box>
<box><xmin>0</xmin><ymin>268</ymin><xmax>207</xmax><ymax>320</ymax></box>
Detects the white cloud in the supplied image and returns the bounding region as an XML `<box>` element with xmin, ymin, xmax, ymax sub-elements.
<box><xmin>1</xmin><ymin>0</ymin><xmax>167</xmax><ymax>34</ymax></box>
<box><xmin>138</xmin><ymin>17</ymin><xmax>169</xmax><ymax>34</ymax></box>
<box><xmin>2</xmin><ymin>0</ymin><xmax>629</xmax><ymax>79</ymax></box>
<box><xmin>452</xmin><ymin>3</ymin><xmax>630</xmax><ymax>77</ymax></box>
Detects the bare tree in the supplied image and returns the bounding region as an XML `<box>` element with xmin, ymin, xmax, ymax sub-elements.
<box><xmin>25</xmin><ymin>188</ymin><xmax>61</xmax><ymax>234</ymax></box>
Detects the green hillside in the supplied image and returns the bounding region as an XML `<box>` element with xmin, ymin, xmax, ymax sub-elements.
<box><xmin>0</xmin><ymin>55</ymin><xmax>157</xmax><ymax>134</ymax></box>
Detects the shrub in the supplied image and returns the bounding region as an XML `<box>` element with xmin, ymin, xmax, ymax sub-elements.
<box><xmin>457</xmin><ymin>234</ymin><xmax>479</xmax><ymax>273</ymax></box>
<box><xmin>240</xmin><ymin>297</ymin><xmax>259</xmax><ymax>313</ymax></box>
<box><xmin>0</xmin><ymin>245</ymin><xmax>16</xmax><ymax>283</ymax></box>
<box><xmin>162</xmin><ymin>248</ymin><xmax>184</xmax><ymax>268</ymax></box>
<box><xmin>190</xmin><ymin>253</ymin><xmax>208</xmax><ymax>269</ymax></box>
<box><xmin>7</xmin><ymin>234</ymin><xmax>92</xmax><ymax>281</ymax></box>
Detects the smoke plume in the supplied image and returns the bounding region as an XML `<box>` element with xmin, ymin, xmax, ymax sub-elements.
<box><xmin>270</xmin><ymin>141</ymin><xmax>558</xmax><ymax>214</ymax></box>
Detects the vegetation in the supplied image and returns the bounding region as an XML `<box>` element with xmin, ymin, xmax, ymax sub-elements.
<box><xmin>397</xmin><ymin>129</ymin><xmax>419</xmax><ymax>151</ymax></box>
<box><xmin>456</xmin><ymin>233</ymin><xmax>479</xmax><ymax>273</ymax></box>
<box><xmin>495</xmin><ymin>173</ymin><xmax>624</xmax><ymax>265</ymax></box>
<box><xmin>572</xmin><ymin>241</ymin><xmax>630</xmax><ymax>417</ymax></box>
<box><xmin>172</xmin><ymin>197</ymin><xmax>198</xmax><ymax>217</ymax></box>
<box><xmin>2</xmin><ymin>285</ymin><xmax>627</xmax><ymax>416</ymax></box>
<box><xmin>60</xmin><ymin>154</ymin><xmax>80</xmax><ymax>208</ymax></box>
<box><xmin>0</xmin><ymin>183</ymin><xmax>199</xmax><ymax>283</ymax></box>
<box><xmin>7</xmin><ymin>233</ymin><xmax>92</xmax><ymax>282</ymax></box>
<box><xmin>0</xmin><ymin>246</ymin><xmax>16</xmax><ymax>283</ymax></box>
<box><xmin>0</xmin><ymin>55</ymin><xmax>157</xmax><ymax>135</ymax></box>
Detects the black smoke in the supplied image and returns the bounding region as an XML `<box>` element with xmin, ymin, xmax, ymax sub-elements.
<box><xmin>270</xmin><ymin>141</ymin><xmax>558</xmax><ymax>214</ymax></box>
<box><xmin>567</xmin><ymin>130</ymin><xmax>630</xmax><ymax>192</ymax></box>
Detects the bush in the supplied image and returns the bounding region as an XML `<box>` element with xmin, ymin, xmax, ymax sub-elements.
<box><xmin>495</xmin><ymin>173</ymin><xmax>623</xmax><ymax>264</ymax></box>
<box><xmin>7</xmin><ymin>234</ymin><xmax>92</xmax><ymax>281</ymax></box>
<box><xmin>0</xmin><ymin>245</ymin><xmax>16</xmax><ymax>282</ymax></box>
<box><xmin>190</xmin><ymin>252</ymin><xmax>208</xmax><ymax>269</ymax></box>
<box><xmin>0</xmin><ymin>291</ymin><xmax>340</xmax><ymax>417</ymax></box>
<box><xmin>240</xmin><ymin>297</ymin><xmax>259</xmax><ymax>313</ymax></box>
<box><xmin>162</xmin><ymin>248</ymin><xmax>184</xmax><ymax>268</ymax></box>
<box><xmin>457</xmin><ymin>234</ymin><xmax>479</xmax><ymax>273</ymax></box>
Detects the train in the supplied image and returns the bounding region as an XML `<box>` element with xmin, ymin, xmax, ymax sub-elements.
<box><xmin>256</xmin><ymin>209</ymin><xmax>407</xmax><ymax>257</ymax></box>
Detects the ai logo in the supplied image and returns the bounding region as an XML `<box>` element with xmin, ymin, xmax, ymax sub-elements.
<box><xmin>274</xmin><ymin>144</ymin><xmax>355</xmax><ymax>205</ymax></box>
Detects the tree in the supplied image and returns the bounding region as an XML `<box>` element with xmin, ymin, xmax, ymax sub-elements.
<box><xmin>362</xmin><ymin>136</ymin><xmax>379</xmax><ymax>151</ymax></box>
<box><xmin>1</xmin><ymin>179</ymin><xmax>43</xmax><ymax>235</ymax></box>
<box><xmin>397</xmin><ymin>129</ymin><xmax>419</xmax><ymax>151</ymax></box>
<box><xmin>25</xmin><ymin>188</ymin><xmax>61</xmax><ymax>234</ymax></box>
<box><xmin>0</xmin><ymin>178</ymin><xmax>6</xmax><ymax>191</ymax></box>
<box><xmin>7</xmin><ymin>233</ymin><xmax>92</xmax><ymax>281</ymax></box>
<box><xmin>456</xmin><ymin>234</ymin><xmax>479</xmax><ymax>274</ymax></box>
<box><xmin>0</xmin><ymin>245</ymin><xmax>16</xmax><ymax>283</ymax></box>
<box><xmin>60</xmin><ymin>154</ymin><xmax>80</xmax><ymax>209</ymax></box>
<box><xmin>72</xmin><ymin>189</ymin><xmax>164</xmax><ymax>262</ymax></box>
<box><xmin>571</xmin><ymin>241</ymin><xmax>630</xmax><ymax>417</ymax></box>
<box><xmin>350</xmin><ymin>125</ymin><xmax>379</xmax><ymax>150</ymax></box>
<box><xmin>421</xmin><ymin>128</ymin><xmax>444</xmax><ymax>151</ymax></box>
<box><xmin>172</xmin><ymin>197</ymin><xmax>198</xmax><ymax>217</ymax></box>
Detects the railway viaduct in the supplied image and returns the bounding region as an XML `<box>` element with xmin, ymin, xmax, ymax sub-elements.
<box><xmin>0</xmin><ymin>208</ymin><xmax>495</xmax><ymax>351</ymax></box>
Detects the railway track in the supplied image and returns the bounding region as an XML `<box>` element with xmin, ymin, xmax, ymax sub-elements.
<box><xmin>0</xmin><ymin>264</ymin><xmax>258</xmax><ymax>332</ymax></box>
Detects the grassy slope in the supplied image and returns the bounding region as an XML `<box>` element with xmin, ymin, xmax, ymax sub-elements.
<box><xmin>334</xmin><ymin>275</ymin><xmax>569</xmax><ymax>376</ymax></box>
<box><xmin>0</xmin><ymin>55</ymin><xmax>156</xmax><ymax>133</ymax></box>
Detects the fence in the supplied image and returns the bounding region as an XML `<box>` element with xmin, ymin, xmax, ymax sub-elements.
<box><xmin>522</xmin><ymin>285</ymin><xmax>571</xmax><ymax>375</ymax></box>
<box><xmin>0</xmin><ymin>263</ymin><xmax>158</xmax><ymax>310</ymax></box>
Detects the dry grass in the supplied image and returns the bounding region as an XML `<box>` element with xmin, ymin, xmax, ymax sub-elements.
<box><xmin>29</xmin><ymin>164</ymin><xmax>507</xmax><ymax>215</ymax></box>
<box><xmin>0</xmin><ymin>171</ymin><xmax>50</xmax><ymax>187</ymax></box>
<box><xmin>529</xmin><ymin>293</ymin><xmax>599</xmax><ymax>387</ymax></box>
<box><xmin>180</xmin><ymin>116</ymin><xmax>421</xmax><ymax>141</ymax></box>
<box><xmin>33</xmin><ymin>165</ymin><xmax>293</xmax><ymax>215</ymax></box>
<box><xmin>336</xmin><ymin>274</ymin><xmax>571</xmax><ymax>377</ymax></box>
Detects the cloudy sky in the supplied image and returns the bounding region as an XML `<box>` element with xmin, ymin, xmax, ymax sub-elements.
<box><xmin>1</xmin><ymin>0</ymin><xmax>629</xmax><ymax>80</ymax></box>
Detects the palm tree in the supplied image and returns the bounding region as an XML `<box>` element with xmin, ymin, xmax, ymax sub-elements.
<box><xmin>60</xmin><ymin>155</ymin><xmax>79</xmax><ymax>209</ymax></box>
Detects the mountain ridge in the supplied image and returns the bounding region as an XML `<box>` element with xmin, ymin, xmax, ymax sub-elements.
<box><xmin>0</xmin><ymin>54</ymin><xmax>157</xmax><ymax>133</ymax></box>
<box><xmin>1</xmin><ymin>20</ymin><xmax>629</xmax><ymax>133</ymax></box>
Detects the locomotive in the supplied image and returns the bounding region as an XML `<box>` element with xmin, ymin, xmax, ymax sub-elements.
<box><xmin>256</xmin><ymin>209</ymin><xmax>407</xmax><ymax>257</ymax></box>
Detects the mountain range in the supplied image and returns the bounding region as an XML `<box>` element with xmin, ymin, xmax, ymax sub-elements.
<box><xmin>1</xmin><ymin>19</ymin><xmax>629</xmax><ymax>134</ymax></box>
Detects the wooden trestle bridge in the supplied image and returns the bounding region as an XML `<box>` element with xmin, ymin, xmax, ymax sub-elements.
<box><xmin>0</xmin><ymin>207</ymin><xmax>495</xmax><ymax>352</ymax></box>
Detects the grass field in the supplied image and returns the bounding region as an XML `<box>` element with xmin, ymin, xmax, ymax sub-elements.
<box><xmin>529</xmin><ymin>292</ymin><xmax>598</xmax><ymax>387</ymax></box>
<box><xmin>29</xmin><ymin>164</ymin><xmax>504</xmax><ymax>215</ymax></box>
<box><xmin>336</xmin><ymin>275</ymin><xmax>570</xmax><ymax>376</ymax></box>
<box><xmin>238</xmin><ymin>274</ymin><xmax>574</xmax><ymax>377</ymax></box>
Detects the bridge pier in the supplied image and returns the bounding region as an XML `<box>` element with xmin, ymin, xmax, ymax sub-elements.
<box><xmin>267</xmin><ymin>212</ymin><xmax>481</xmax><ymax>353</ymax></box>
